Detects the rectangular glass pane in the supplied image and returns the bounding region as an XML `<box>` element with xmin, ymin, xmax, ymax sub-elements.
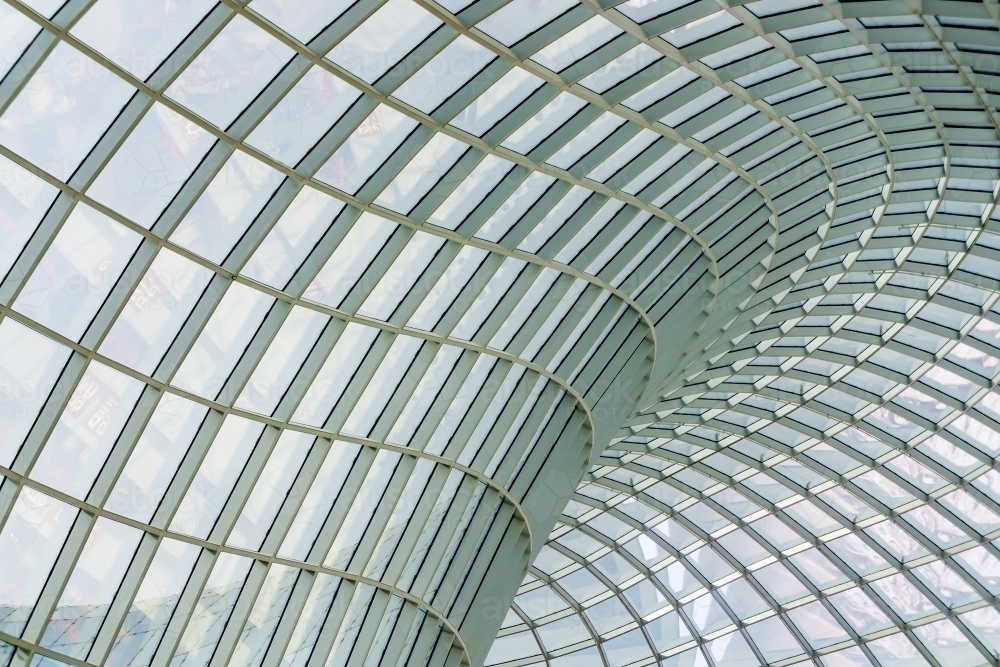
<box><xmin>0</xmin><ymin>487</ymin><xmax>77</xmax><ymax>636</ymax></box>
<box><xmin>226</xmin><ymin>430</ymin><xmax>314</xmax><ymax>550</ymax></box>
<box><xmin>107</xmin><ymin>393</ymin><xmax>209</xmax><ymax>522</ymax></box>
<box><xmin>106</xmin><ymin>538</ymin><xmax>201</xmax><ymax>667</ymax></box>
<box><xmin>30</xmin><ymin>361</ymin><xmax>145</xmax><ymax>499</ymax></box>
<box><xmin>40</xmin><ymin>518</ymin><xmax>144</xmax><ymax>658</ymax></box>
<box><xmin>13</xmin><ymin>204</ymin><xmax>142</xmax><ymax>341</ymax></box>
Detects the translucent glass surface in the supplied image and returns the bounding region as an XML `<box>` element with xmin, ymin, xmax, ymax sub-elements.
<box><xmin>0</xmin><ymin>2</ymin><xmax>996</xmax><ymax>667</ymax></box>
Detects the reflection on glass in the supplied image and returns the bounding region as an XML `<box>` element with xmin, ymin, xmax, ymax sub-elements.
<box><xmin>0</xmin><ymin>318</ymin><xmax>71</xmax><ymax>466</ymax></box>
<box><xmin>106</xmin><ymin>393</ymin><xmax>209</xmax><ymax>522</ymax></box>
<box><xmin>277</xmin><ymin>573</ymin><xmax>342</xmax><ymax>667</ymax></box>
<box><xmin>70</xmin><ymin>0</ymin><xmax>217</xmax><ymax>80</ymax></box>
<box><xmin>30</xmin><ymin>361</ymin><xmax>145</xmax><ymax>499</ymax></box>
<box><xmin>228</xmin><ymin>564</ymin><xmax>297</xmax><ymax>667</ymax></box>
<box><xmin>40</xmin><ymin>518</ymin><xmax>143</xmax><ymax>659</ymax></box>
<box><xmin>170</xmin><ymin>553</ymin><xmax>251</xmax><ymax>667</ymax></box>
<box><xmin>0</xmin><ymin>487</ymin><xmax>77</xmax><ymax>636</ymax></box>
<box><xmin>106</xmin><ymin>538</ymin><xmax>201</xmax><ymax>667</ymax></box>
<box><xmin>13</xmin><ymin>203</ymin><xmax>142</xmax><ymax>341</ymax></box>
<box><xmin>245</xmin><ymin>66</ymin><xmax>361</xmax><ymax>168</ymax></box>
<box><xmin>87</xmin><ymin>103</ymin><xmax>215</xmax><ymax>228</ymax></box>
<box><xmin>170</xmin><ymin>415</ymin><xmax>264</xmax><ymax>539</ymax></box>
<box><xmin>314</xmin><ymin>105</ymin><xmax>417</xmax><ymax>195</ymax></box>
<box><xmin>99</xmin><ymin>248</ymin><xmax>213</xmax><ymax>374</ymax></box>
<box><xmin>0</xmin><ymin>42</ymin><xmax>135</xmax><ymax>180</ymax></box>
<box><xmin>166</xmin><ymin>15</ymin><xmax>292</xmax><ymax>129</ymax></box>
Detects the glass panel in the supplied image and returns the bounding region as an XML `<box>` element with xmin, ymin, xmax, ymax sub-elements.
<box><xmin>226</xmin><ymin>430</ymin><xmax>314</xmax><ymax>550</ymax></box>
<box><xmin>451</xmin><ymin>257</ymin><xmax>526</xmax><ymax>339</ymax></box>
<box><xmin>0</xmin><ymin>42</ymin><xmax>136</xmax><ymax>180</ymax></box>
<box><xmin>291</xmin><ymin>323</ymin><xmax>378</xmax><ymax>428</ymax></box>
<box><xmin>170</xmin><ymin>282</ymin><xmax>275</xmax><ymax>400</ymax></box>
<box><xmin>407</xmin><ymin>247</ymin><xmax>488</xmax><ymax>331</ymax></box>
<box><xmin>323</xmin><ymin>449</ymin><xmax>401</xmax><ymax>570</ymax></box>
<box><xmin>99</xmin><ymin>249</ymin><xmax>214</xmax><ymax>374</ymax></box>
<box><xmin>385</xmin><ymin>344</ymin><xmax>464</xmax><ymax>445</ymax></box>
<box><xmin>314</xmin><ymin>105</ymin><xmax>418</xmax><ymax>195</ymax></box>
<box><xmin>913</xmin><ymin>619</ymin><xmax>989</xmax><ymax>667</ymax></box>
<box><xmin>233</xmin><ymin>306</ymin><xmax>329</xmax><ymax>416</ymax></box>
<box><xmin>229</xmin><ymin>564</ymin><xmax>298</xmax><ymax>667</ymax></box>
<box><xmin>107</xmin><ymin>538</ymin><xmax>201</xmax><ymax>667</ymax></box>
<box><xmin>0</xmin><ymin>488</ymin><xmax>77</xmax><ymax>636</ymax></box>
<box><xmin>705</xmin><ymin>630</ymin><xmax>759</xmax><ymax>667</ymax></box>
<box><xmin>166</xmin><ymin>15</ymin><xmax>293</xmax><ymax>128</ymax></box>
<box><xmin>13</xmin><ymin>203</ymin><xmax>142</xmax><ymax>341</ymax></box>
<box><xmin>0</xmin><ymin>4</ymin><xmax>41</xmax><ymax>81</ymax></box>
<box><xmin>500</xmin><ymin>93</ymin><xmax>588</xmax><ymax>155</ymax></box>
<box><xmin>71</xmin><ymin>0</ymin><xmax>218</xmax><ymax>80</ymax></box>
<box><xmin>278</xmin><ymin>440</ymin><xmax>360</xmax><ymax>561</ymax></box>
<box><xmin>30</xmin><ymin>361</ymin><xmax>145</xmax><ymax>499</ymax></box>
<box><xmin>786</xmin><ymin>601</ymin><xmax>850</xmax><ymax>650</ymax></box>
<box><xmin>392</xmin><ymin>35</ymin><xmax>494</xmax><ymax>114</ymax></box>
<box><xmin>277</xmin><ymin>573</ymin><xmax>342</xmax><ymax>667</ymax></box>
<box><xmin>427</xmin><ymin>155</ymin><xmax>515</xmax><ymax>231</ymax></box>
<box><xmin>530</xmin><ymin>16</ymin><xmax>622</xmax><ymax>73</ymax></box>
<box><xmin>374</xmin><ymin>134</ymin><xmax>468</xmax><ymax>214</ymax></box>
<box><xmin>0</xmin><ymin>318</ymin><xmax>71</xmax><ymax>466</ymax></box>
<box><xmin>326</xmin><ymin>0</ymin><xmax>440</xmax><ymax>84</ymax></box>
<box><xmin>170</xmin><ymin>553</ymin><xmax>252</xmax><ymax>667</ymax></box>
<box><xmin>241</xmin><ymin>186</ymin><xmax>345</xmax><ymax>289</ymax></box>
<box><xmin>40</xmin><ymin>518</ymin><xmax>144</xmax><ymax>658</ymax></box>
<box><xmin>357</xmin><ymin>232</ymin><xmax>444</xmax><ymax>320</ymax></box>
<box><xmin>249</xmin><ymin>0</ymin><xmax>355</xmax><ymax>43</ymax></box>
<box><xmin>870</xmin><ymin>574</ymin><xmax>938</xmax><ymax>623</ymax></box>
<box><xmin>303</xmin><ymin>212</ymin><xmax>397</xmax><ymax>309</ymax></box>
<box><xmin>475</xmin><ymin>0</ymin><xmax>577</xmax><ymax>47</ymax></box>
<box><xmin>449</xmin><ymin>67</ymin><xmax>544</xmax><ymax>137</ymax></box>
<box><xmin>362</xmin><ymin>457</ymin><xmax>435</xmax><ymax>578</ymax></box>
<box><xmin>106</xmin><ymin>393</ymin><xmax>209</xmax><ymax>522</ymax></box>
<box><xmin>476</xmin><ymin>172</ymin><xmax>556</xmax><ymax>243</ymax></box>
<box><xmin>170</xmin><ymin>415</ymin><xmax>265</xmax><ymax>539</ymax></box>
<box><xmin>579</xmin><ymin>44</ymin><xmax>662</xmax><ymax>94</ymax></box>
<box><xmin>169</xmin><ymin>150</ymin><xmax>285</xmax><ymax>264</ymax></box>
<box><xmin>0</xmin><ymin>153</ymin><xmax>58</xmax><ymax>282</ymax></box>
<box><xmin>87</xmin><ymin>103</ymin><xmax>216</xmax><ymax>228</ymax></box>
<box><xmin>245</xmin><ymin>67</ymin><xmax>362</xmax><ymax>168</ymax></box>
<box><xmin>341</xmin><ymin>335</ymin><xmax>423</xmax><ymax>436</ymax></box>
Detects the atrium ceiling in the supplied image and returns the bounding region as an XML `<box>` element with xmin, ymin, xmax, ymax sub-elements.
<box><xmin>0</xmin><ymin>1</ymin><xmax>997</xmax><ymax>667</ymax></box>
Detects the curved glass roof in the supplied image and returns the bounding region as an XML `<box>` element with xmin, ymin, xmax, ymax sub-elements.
<box><xmin>0</xmin><ymin>1</ymin><xmax>997</xmax><ymax>667</ymax></box>
<box><xmin>485</xmin><ymin>1</ymin><xmax>1000</xmax><ymax>666</ymax></box>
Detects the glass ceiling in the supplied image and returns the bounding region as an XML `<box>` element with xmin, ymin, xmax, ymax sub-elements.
<box><xmin>0</xmin><ymin>1</ymin><xmax>996</xmax><ymax>667</ymax></box>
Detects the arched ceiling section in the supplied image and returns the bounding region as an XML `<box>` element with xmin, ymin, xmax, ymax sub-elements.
<box><xmin>490</xmin><ymin>1</ymin><xmax>1000</xmax><ymax>667</ymax></box>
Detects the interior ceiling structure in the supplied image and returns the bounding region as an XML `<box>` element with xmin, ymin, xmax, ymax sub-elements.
<box><xmin>0</xmin><ymin>1</ymin><xmax>997</xmax><ymax>667</ymax></box>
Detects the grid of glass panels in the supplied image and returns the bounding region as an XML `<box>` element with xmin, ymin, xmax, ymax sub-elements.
<box><xmin>0</xmin><ymin>0</ymin><xmax>997</xmax><ymax>667</ymax></box>
<box><xmin>488</xmin><ymin>1</ymin><xmax>1000</xmax><ymax>667</ymax></box>
<box><xmin>0</xmin><ymin>0</ymin><xmax>711</xmax><ymax>665</ymax></box>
